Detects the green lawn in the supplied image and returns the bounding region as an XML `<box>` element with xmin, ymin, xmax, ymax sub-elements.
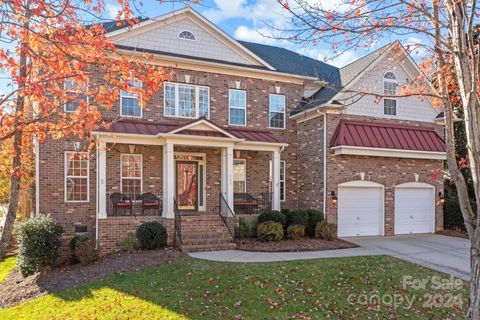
<box><xmin>0</xmin><ymin>256</ymin><xmax>15</xmax><ymax>283</ymax></box>
<box><xmin>0</xmin><ymin>256</ymin><xmax>468</xmax><ymax>319</ymax></box>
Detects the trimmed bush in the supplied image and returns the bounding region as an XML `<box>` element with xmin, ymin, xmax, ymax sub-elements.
<box><xmin>258</xmin><ymin>210</ymin><xmax>286</xmax><ymax>227</ymax></box>
<box><xmin>76</xmin><ymin>239</ymin><xmax>99</xmax><ymax>265</ymax></box>
<box><xmin>306</xmin><ymin>209</ymin><xmax>324</xmax><ymax>237</ymax></box>
<box><xmin>17</xmin><ymin>215</ymin><xmax>63</xmax><ymax>277</ymax></box>
<box><xmin>285</xmin><ymin>210</ymin><xmax>309</xmax><ymax>228</ymax></box>
<box><xmin>136</xmin><ymin>222</ymin><xmax>167</xmax><ymax>249</ymax></box>
<box><xmin>257</xmin><ymin>221</ymin><xmax>284</xmax><ymax>241</ymax></box>
<box><xmin>315</xmin><ymin>221</ymin><xmax>336</xmax><ymax>241</ymax></box>
<box><xmin>287</xmin><ymin>224</ymin><xmax>305</xmax><ymax>239</ymax></box>
<box><xmin>69</xmin><ymin>235</ymin><xmax>89</xmax><ymax>263</ymax></box>
<box><xmin>239</xmin><ymin>218</ymin><xmax>252</xmax><ymax>238</ymax></box>
<box><xmin>119</xmin><ymin>232</ymin><xmax>138</xmax><ymax>253</ymax></box>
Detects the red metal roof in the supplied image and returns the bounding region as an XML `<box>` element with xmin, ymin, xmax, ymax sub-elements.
<box><xmin>330</xmin><ymin>120</ymin><xmax>446</xmax><ymax>152</ymax></box>
<box><xmin>98</xmin><ymin>120</ymin><xmax>286</xmax><ymax>144</ymax></box>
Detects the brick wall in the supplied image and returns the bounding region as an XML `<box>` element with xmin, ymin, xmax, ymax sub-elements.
<box><xmin>98</xmin><ymin>216</ymin><xmax>174</xmax><ymax>255</ymax></box>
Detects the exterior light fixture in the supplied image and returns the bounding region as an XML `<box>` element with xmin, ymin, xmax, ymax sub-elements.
<box><xmin>437</xmin><ymin>191</ymin><xmax>445</xmax><ymax>205</ymax></box>
<box><xmin>330</xmin><ymin>191</ymin><xmax>338</xmax><ymax>205</ymax></box>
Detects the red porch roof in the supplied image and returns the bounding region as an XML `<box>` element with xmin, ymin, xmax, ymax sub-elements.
<box><xmin>330</xmin><ymin>120</ymin><xmax>446</xmax><ymax>152</ymax></box>
<box><xmin>98</xmin><ymin>119</ymin><xmax>286</xmax><ymax>144</ymax></box>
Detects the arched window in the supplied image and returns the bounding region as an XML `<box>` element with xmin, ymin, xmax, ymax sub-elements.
<box><xmin>383</xmin><ymin>72</ymin><xmax>397</xmax><ymax>116</ymax></box>
<box><xmin>178</xmin><ymin>30</ymin><xmax>196</xmax><ymax>41</ymax></box>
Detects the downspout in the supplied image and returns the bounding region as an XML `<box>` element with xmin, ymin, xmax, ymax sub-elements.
<box><xmin>316</xmin><ymin>109</ymin><xmax>327</xmax><ymax>219</ymax></box>
<box><xmin>95</xmin><ymin>140</ymin><xmax>99</xmax><ymax>249</ymax></box>
<box><xmin>34</xmin><ymin>139</ymin><xmax>39</xmax><ymax>216</ymax></box>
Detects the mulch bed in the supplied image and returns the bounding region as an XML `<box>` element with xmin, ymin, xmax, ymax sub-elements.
<box><xmin>436</xmin><ymin>229</ymin><xmax>469</xmax><ymax>239</ymax></box>
<box><xmin>0</xmin><ymin>247</ymin><xmax>186</xmax><ymax>310</ymax></box>
<box><xmin>236</xmin><ymin>238</ymin><xmax>358</xmax><ymax>252</ymax></box>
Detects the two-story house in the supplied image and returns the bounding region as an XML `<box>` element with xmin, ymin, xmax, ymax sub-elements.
<box><xmin>35</xmin><ymin>7</ymin><xmax>446</xmax><ymax>255</ymax></box>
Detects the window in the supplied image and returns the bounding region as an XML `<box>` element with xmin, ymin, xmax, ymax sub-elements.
<box><xmin>163</xmin><ymin>82</ymin><xmax>210</xmax><ymax>118</ymax></box>
<box><xmin>233</xmin><ymin>159</ymin><xmax>246</xmax><ymax>193</ymax></box>
<box><xmin>120</xmin><ymin>80</ymin><xmax>142</xmax><ymax>117</ymax></box>
<box><xmin>269</xmin><ymin>94</ymin><xmax>285</xmax><ymax>128</ymax></box>
<box><xmin>178</xmin><ymin>30</ymin><xmax>196</xmax><ymax>40</ymax></box>
<box><xmin>383</xmin><ymin>72</ymin><xmax>397</xmax><ymax>116</ymax></box>
<box><xmin>121</xmin><ymin>154</ymin><xmax>142</xmax><ymax>199</ymax></box>
<box><xmin>64</xmin><ymin>79</ymin><xmax>88</xmax><ymax>112</ymax></box>
<box><xmin>65</xmin><ymin>152</ymin><xmax>89</xmax><ymax>202</ymax></box>
<box><xmin>269</xmin><ymin>160</ymin><xmax>286</xmax><ymax>202</ymax></box>
<box><xmin>229</xmin><ymin>89</ymin><xmax>246</xmax><ymax>126</ymax></box>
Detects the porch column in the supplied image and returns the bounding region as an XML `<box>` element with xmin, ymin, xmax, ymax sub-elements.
<box><xmin>272</xmin><ymin>148</ymin><xmax>281</xmax><ymax>211</ymax></box>
<box><xmin>221</xmin><ymin>146</ymin><xmax>234</xmax><ymax>214</ymax></box>
<box><xmin>97</xmin><ymin>141</ymin><xmax>107</xmax><ymax>219</ymax></box>
<box><xmin>163</xmin><ymin>142</ymin><xmax>175</xmax><ymax>218</ymax></box>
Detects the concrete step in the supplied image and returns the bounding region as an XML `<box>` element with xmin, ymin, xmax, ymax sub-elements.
<box><xmin>180</xmin><ymin>242</ymin><xmax>237</xmax><ymax>252</ymax></box>
<box><xmin>181</xmin><ymin>237</ymin><xmax>234</xmax><ymax>246</ymax></box>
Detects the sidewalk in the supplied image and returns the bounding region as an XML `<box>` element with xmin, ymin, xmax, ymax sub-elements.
<box><xmin>188</xmin><ymin>247</ymin><xmax>378</xmax><ymax>263</ymax></box>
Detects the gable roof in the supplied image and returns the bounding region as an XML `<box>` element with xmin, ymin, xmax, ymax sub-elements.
<box><xmin>89</xmin><ymin>9</ymin><xmax>339</xmax><ymax>80</ymax></box>
<box><xmin>291</xmin><ymin>41</ymin><xmax>417</xmax><ymax>116</ymax></box>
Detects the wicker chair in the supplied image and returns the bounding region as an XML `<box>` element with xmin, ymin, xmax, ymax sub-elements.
<box><xmin>138</xmin><ymin>192</ymin><xmax>161</xmax><ymax>215</ymax></box>
<box><xmin>110</xmin><ymin>192</ymin><xmax>132</xmax><ymax>216</ymax></box>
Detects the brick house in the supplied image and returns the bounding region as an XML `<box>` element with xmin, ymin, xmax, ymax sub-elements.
<box><xmin>35</xmin><ymin>8</ymin><xmax>446</xmax><ymax>254</ymax></box>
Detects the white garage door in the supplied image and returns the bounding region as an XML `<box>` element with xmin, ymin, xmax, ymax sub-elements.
<box><xmin>395</xmin><ymin>183</ymin><xmax>435</xmax><ymax>234</ymax></box>
<box><xmin>338</xmin><ymin>182</ymin><xmax>384</xmax><ymax>237</ymax></box>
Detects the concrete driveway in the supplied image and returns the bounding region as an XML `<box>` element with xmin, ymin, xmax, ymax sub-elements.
<box><xmin>344</xmin><ymin>234</ymin><xmax>471</xmax><ymax>280</ymax></box>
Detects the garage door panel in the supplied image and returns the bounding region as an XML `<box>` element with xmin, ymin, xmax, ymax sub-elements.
<box><xmin>395</xmin><ymin>188</ymin><xmax>434</xmax><ymax>234</ymax></box>
<box><xmin>338</xmin><ymin>186</ymin><xmax>383</xmax><ymax>237</ymax></box>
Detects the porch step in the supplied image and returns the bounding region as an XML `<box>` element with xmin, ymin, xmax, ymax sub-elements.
<box><xmin>177</xmin><ymin>214</ymin><xmax>236</xmax><ymax>252</ymax></box>
<box><xmin>180</xmin><ymin>242</ymin><xmax>237</xmax><ymax>252</ymax></box>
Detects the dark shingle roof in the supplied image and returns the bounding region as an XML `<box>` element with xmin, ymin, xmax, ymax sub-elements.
<box><xmin>238</xmin><ymin>41</ymin><xmax>340</xmax><ymax>82</ymax></box>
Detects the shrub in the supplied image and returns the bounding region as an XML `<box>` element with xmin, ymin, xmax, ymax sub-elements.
<box><xmin>287</xmin><ymin>224</ymin><xmax>305</xmax><ymax>239</ymax></box>
<box><xmin>306</xmin><ymin>209</ymin><xmax>324</xmax><ymax>237</ymax></box>
<box><xmin>76</xmin><ymin>239</ymin><xmax>99</xmax><ymax>265</ymax></box>
<box><xmin>280</xmin><ymin>208</ymin><xmax>290</xmax><ymax>215</ymax></box>
<box><xmin>119</xmin><ymin>232</ymin><xmax>138</xmax><ymax>253</ymax></box>
<box><xmin>17</xmin><ymin>215</ymin><xmax>63</xmax><ymax>277</ymax></box>
<box><xmin>257</xmin><ymin>221</ymin><xmax>284</xmax><ymax>241</ymax></box>
<box><xmin>69</xmin><ymin>235</ymin><xmax>89</xmax><ymax>263</ymax></box>
<box><xmin>315</xmin><ymin>221</ymin><xmax>336</xmax><ymax>241</ymax></box>
<box><xmin>258</xmin><ymin>210</ymin><xmax>286</xmax><ymax>227</ymax></box>
<box><xmin>136</xmin><ymin>221</ymin><xmax>167</xmax><ymax>249</ymax></box>
<box><xmin>285</xmin><ymin>210</ymin><xmax>309</xmax><ymax>228</ymax></box>
<box><xmin>239</xmin><ymin>218</ymin><xmax>252</xmax><ymax>238</ymax></box>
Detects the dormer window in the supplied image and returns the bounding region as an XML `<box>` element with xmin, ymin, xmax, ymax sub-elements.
<box><xmin>178</xmin><ymin>30</ymin><xmax>196</xmax><ymax>41</ymax></box>
<box><xmin>383</xmin><ymin>72</ymin><xmax>397</xmax><ymax>116</ymax></box>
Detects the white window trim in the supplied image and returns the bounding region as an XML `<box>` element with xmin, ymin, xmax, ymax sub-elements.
<box><xmin>64</xmin><ymin>79</ymin><xmax>89</xmax><ymax>113</ymax></box>
<box><xmin>228</xmin><ymin>89</ymin><xmax>247</xmax><ymax>126</ymax></box>
<box><xmin>163</xmin><ymin>82</ymin><xmax>210</xmax><ymax>119</ymax></box>
<box><xmin>269</xmin><ymin>160</ymin><xmax>286</xmax><ymax>202</ymax></box>
<box><xmin>64</xmin><ymin>151</ymin><xmax>89</xmax><ymax>203</ymax></box>
<box><xmin>178</xmin><ymin>30</ymin><xmax>197</xmax><ymax>41</ymax></box>
<box><xmin>120</xmin><ymin>154</ymin><xmax>143</xmax><ymax>197</ymax></box>
<box><xmin>268</xmin><ymin>94</ymin><xmax>286</xmax><ymax>129</ymax></box>
<box><xmin>233</xmin><ymin>158</ymin><xmax>247</xmax><ymax>193</ymax></box>
<box><xmin>383</xmin><ymin>71</ymin><xmax>397</xmax><ymax>116</ymax></box>
<box><xmin>120</xmin><ymin>81</ymin><xmax>142</xmax><ymax>118</ymax></box>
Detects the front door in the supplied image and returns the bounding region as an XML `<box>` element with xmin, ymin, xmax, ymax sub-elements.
<box><xmin>176</xmin><ymin>161</ymin><xmax>198</xmax><ymax>211</ymax></box>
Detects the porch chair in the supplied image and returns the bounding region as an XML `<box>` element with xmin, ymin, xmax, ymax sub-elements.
<box><xmin>138</xmin><ymin>192</ymin><xmax>161</xmax><ymax>215</ymax></box>
<box><xmin>110</xmin><ymin>192</ymin><xmax>132</xmax><ymax>216</ymax></box>
<box><xmin>234</xmin><ymin>193</ymin><xmax>259</xmax><ymax>215</ymax></box>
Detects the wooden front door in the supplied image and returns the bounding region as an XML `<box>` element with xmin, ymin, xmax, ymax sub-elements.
<box><xmin>176</xmin><ymin>161</ymin><xmax>198</xmax><ymax>211</ymax></box>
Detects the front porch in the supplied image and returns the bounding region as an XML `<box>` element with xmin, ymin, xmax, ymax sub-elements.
<box><xmin>93</xmin><ymin>118</ymin><xmax>287</xmax><ymax>253</ymax></box>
